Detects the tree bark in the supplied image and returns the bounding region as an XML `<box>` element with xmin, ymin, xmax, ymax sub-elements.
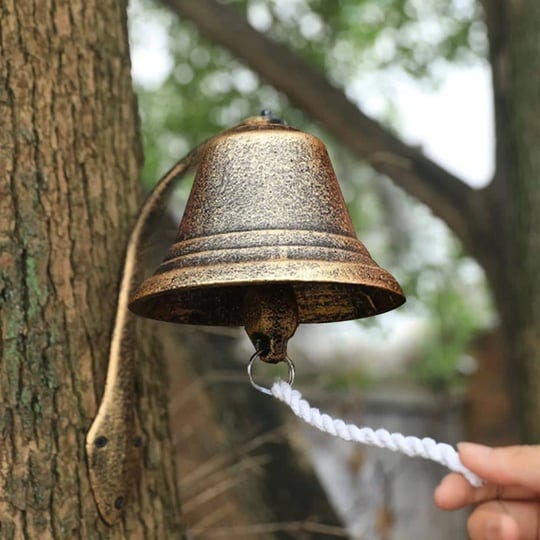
<box><xmin>502</xmin><ymin>0</ymin><xmax>540</xmax><ymax>441</ymax></box>
<box><xmin>0</xmin><ymin>1</ymin><xmax>183</xmax><ymax>537</ymax></box>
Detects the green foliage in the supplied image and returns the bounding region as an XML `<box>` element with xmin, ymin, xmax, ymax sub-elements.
<box><xmin>324</xmin><ymin>368</ymin><xmax>375</xmax><ymax>392</ymax></box>
<box><xmin>129</xmin><ymin>0</ymin><xmax>493</xmax><ymax>390</ymax></box>
<box><xmin>409</xmin><ymin>265</ymin><xmax>484</xmax><ymax>390</ymax></box>
<box><xmin>226</xmin><ymin>0</ymin><xmax>486</xmax><ymax>81</ymax></box>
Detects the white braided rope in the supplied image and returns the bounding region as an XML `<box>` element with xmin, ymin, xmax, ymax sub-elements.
<box><xmin>271</xmin><ymin>380</ymin><xmax>482</xmax><ymax>487</ymax></box>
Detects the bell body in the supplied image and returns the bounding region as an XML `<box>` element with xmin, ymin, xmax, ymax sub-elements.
<box><xmin>129</xmin><ymin>117</ymin><xmax>405</xmax><ymax>330</ymax></box>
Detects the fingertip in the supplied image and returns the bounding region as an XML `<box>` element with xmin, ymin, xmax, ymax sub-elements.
<box><xmin>434</xmin><ymin>473</ymin><xmax>472</xmax><ymax>510</ymax></box>
<box><xmin>457</xmin><ymin>442</ymin><xmax>492</xmax><ymax>464</ymax></box>
<box><xmin>499</xmin><ymin>514</ymin><xmax>520</xmax><ymax>540</ymax></box>
<box><xmin>458</xmin><ymin>443</ymin><xmax>540</xmax><ymax>489</ymax></box>
<box><xmin>482</xmin><ymin>514</ymin><xmax>519</xmax><ymax>540</ymax></box>
<box><xmin>433</xmin><ymin>482</ymin><xmax>447</xmax><ymax>509</ymax></box>
<box><xmin>468</xmin><ymin>502</ymin><xmax>524</xmax><ymax>540</ymax></box>
<box><xmin>457</xmin><ymin>442</ymin><xmax>496</xmax><ymax>483</ymax></box>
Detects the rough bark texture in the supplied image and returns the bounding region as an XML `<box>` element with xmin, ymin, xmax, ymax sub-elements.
<box><xmin>0</xmin><ymin>1</ymin><xmax>183</xmax><ymax>537</ymax></box>
<box><xmin>503</xmin><ymin>0</ymin><xmax>540</xmax><ymax>441</ymax></box>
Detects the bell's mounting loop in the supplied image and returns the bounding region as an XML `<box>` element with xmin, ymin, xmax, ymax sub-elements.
<box><xmin>247</xmin><ymin>350</ymin><xmax>295</xmax><ymax>396</ymax></box>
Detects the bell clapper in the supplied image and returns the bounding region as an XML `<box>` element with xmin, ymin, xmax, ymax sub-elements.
<box><xmin>242</xmin><ymin>284</ymin><xmax>299</xmax><ymax>364</ymax></box>
<box><xmin>242</xmin><ymin>284</ymin><xmax>299</xmax><ymax>394</ymax></box>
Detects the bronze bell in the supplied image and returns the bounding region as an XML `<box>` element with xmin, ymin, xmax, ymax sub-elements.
<box><xmin>129</xmin><ymin>115</ymin><xmax>405</xmax><ymax>363</ymax></box>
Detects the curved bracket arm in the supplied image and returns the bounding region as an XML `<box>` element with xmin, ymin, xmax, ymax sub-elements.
<box><xmin>85</xmin><ymin>147</ymin><xmax>202</xmax><ymax>525</ymax></box>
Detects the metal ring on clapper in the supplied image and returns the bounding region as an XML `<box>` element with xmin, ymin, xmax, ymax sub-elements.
<box><xmin>247</xmin><ymin>351</ymin><xmax>295</xmax><ymax>395</ymax></box>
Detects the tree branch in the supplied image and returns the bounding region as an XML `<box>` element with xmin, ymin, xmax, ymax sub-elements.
<box><xmin>480</xmin><ymin>0</ymin><xmax>511</xmax><ymax>191</ymax></box>
<box><xmin>160</xmin><ymin>0</ymin><xmax>487</xmax><ymax>255</ymax></box>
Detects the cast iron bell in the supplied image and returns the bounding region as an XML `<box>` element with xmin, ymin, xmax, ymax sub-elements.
<box><xmin>129</xmin><ymin>115</ymin><xmax>405</xmax><ymax>362</ymax></box>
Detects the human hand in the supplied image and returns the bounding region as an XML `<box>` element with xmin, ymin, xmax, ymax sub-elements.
<box><xmin>434</xmin><ymin>443</ymin><xmax>540</xmax><ymax>539</ymax></box>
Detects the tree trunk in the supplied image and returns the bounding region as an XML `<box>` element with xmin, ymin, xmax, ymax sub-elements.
<box><xmin>502</xmin><ymin>0</ymin><xmax>540</xmax><ymax>441</ymax></box>
<box><xmin>0</xmin><ymin>1</ymin><xmax>183</xmax><ymax>537</ymax></box>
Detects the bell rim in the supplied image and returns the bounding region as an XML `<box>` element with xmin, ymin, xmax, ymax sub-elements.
<box><xmin>129</xmin><ymin>259</ymin><xmax>405</xmax><ymax>324</ymax></box>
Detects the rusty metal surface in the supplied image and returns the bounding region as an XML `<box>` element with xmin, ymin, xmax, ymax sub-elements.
<box><xmin>86</xmin><ymin>149</ymin><xmax>202</xmax><ymax>524</ymax></box>
<box><xmin>85</xmin><ymin>345</ymin><xmax>142</xmax><ymax>525</ymax></box>
<box><xmin>243</xmin><ymin>284</ymin><xmax>299</xmax><ymax>363</ymax></box>
<box><xmin>129</xmin><ymin>116</ymin><xmax>405</xmax><ymax>328</ymax></box>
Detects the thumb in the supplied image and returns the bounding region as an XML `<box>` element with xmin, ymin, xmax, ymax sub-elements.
<box><xmin>458</xmin><ymin>443</ymin><xmax>540</xmax><ymax>491</ymax></box>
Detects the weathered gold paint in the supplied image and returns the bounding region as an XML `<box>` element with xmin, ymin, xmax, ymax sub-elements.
<box><xmin>86</xmin><ymin>150</ymin><xmax>200</xmax><ymax>525</ymax></box>
<box><xmin>130</xmin><ymin>116</ymin><xmax>405</xmax><ymax>348</ymax></box>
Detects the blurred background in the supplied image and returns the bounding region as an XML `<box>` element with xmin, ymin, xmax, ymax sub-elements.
<box><xmin>126</xmin><ymin>1</ymin><xmax>525</xmax><ymax>538</ymax></box>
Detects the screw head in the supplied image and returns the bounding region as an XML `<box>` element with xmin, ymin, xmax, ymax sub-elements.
<box><xmin>94</xmin><ymin>436</ymin><xmax>108</xmax><ymax>448</ymax></box>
